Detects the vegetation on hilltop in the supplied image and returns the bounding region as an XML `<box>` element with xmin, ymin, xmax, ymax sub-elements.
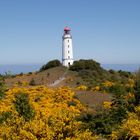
<box><xmin>70</xmin><ymin>59</ymin><xmax>102</xmax><ymax>71</ymax></box>
<box><xmin>39</xmin><ymin>59</ymin><xmax>62</xmax><ymax>72</ymax></box>
<box><xmin>4</xmin><ymin>59</ymin><xmax>135</xmax><ymax>93</ymax></box>
<box><xmin>70</xmin><ymin>59</ymin><xmax>134</xmax><ymax>90</ymax></box>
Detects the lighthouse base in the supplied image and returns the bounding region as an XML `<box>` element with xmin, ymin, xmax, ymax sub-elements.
<box><xmin>62</xmin><ymin>59</ymin><xmax>73</xmax><ymax>67</ymax></box>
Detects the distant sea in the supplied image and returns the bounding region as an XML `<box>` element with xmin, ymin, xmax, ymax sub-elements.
<box><xmin>102</xmin><ymin>64</ymin><xmax>140</xmax><ymax>72</ymax></box>
<box><xmin>0</xmin><ymin>64</ymin><xmax>42</xmax><ymax>74</ymax></box>
<box><xmin>0</xmin><ymin>64</ymin><xmax>140</xmax><ymax>74</ymax></box>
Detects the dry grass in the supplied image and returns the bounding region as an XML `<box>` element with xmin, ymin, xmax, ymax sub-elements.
<box><xmin>75</xmin><ymin>90</ymin><xmax>112</xmax><ymax>110</ymax></box>
<box><xmin>5</xmin><ymin>66</ymin><xmax>67</xmax><ymax>87</ymax></box>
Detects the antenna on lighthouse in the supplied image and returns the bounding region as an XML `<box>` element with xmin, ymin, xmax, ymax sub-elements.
<box><xmin>62</xmin><ymin>26</ymin><xmax>73</xmax><ymax>67</ymax></box>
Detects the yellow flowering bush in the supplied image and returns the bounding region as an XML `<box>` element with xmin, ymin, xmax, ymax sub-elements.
<box><xmin>76</xmin><ymin>85</ymin><xmax>87</xmax><ymax>90</ymax></box>
<box><xmin>110</xmin><ymin>106</ymin><xmax>140</xmax><ymax>140</ymax></box>
<box><xmin>103</xmin><ymin>101</ymin><xmax>112</xmax><ymax>109</ymax></box>
<box><xmin>125</xmin><ymin>92</ymin><xmax>135</xmax><ymax>100</ymax></box>
<box><xmin>103</xmin><ymin>81</ymin><xmax>114</xmax><ymax>87</ymax></box>
<box><xmin>92</xmin><ymin>86</ymin><xmax>100</xmax><ymax>92</ymax></box>
<box><xmin>127</xmin><ymin>79</ymin><xmax>135</xmax><ymax>88</ymax></box>
<box><xmin>0</xmin><ymin>86</ymin><xmax>98</xmax><ymax>139</ymax></box>
<box><xmin>22</xmin><ymin>81</ymin><xmax>28</xmax><ymax>86</ymax></box>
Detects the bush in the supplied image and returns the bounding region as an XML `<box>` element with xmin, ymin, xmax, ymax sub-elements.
<box><xmin>67</xmin><ymin>100</ymin><xmax>77</xmax><ymax>106</ymax></box>
<box><xmin>118</xmin><ymin>70</ymin><xmax>131</xmax><ymax>78</ymax></box>
<box><xmin>69</xmin><ymin>59</ymin><xmax>110</xmax><ymax>86</ymax></box>
<box><xmin>28</xmin><ymin>72</ymin><xmax>32</xmax><ymax>75</ymax></box>
<box><xmin>29</xmin><ymin>78</ymin><xmax>36</xmax><ymax>86</ymax></box>
<box><xmin>134</xmin><ymin>69</ymin><xmax>140</xmax><ymax>105</ymax></box>
<box><xmin>14</xmin><ymin>92</ymin><xmax>35</xmax><ymax>121</ymax></box>
<box><xmin>70</xmin><ymin>59</ymin><xmax>101</xmax><ymax>71</ymax></box>
<box><xmin>0</xmin><ymin>78</ymin><xmax>6</xmax><ymax>100</ymax></box>
<box><xmin>109</xmin><ymin>69</ymin><xmax>115</xmax><ymax>74</ymax></box>
<box><xmin>17</xmin><ymin>81</ymin><xmax>22</xmax><ymax>86</ymax></box>
<box><xmin>109</xmin><ymin>84</ymin><xmax>126</xmax><ymax>96</ymax></box>
<box><xmin>19</xmin><ymin>72</ymin><xmax>23</xmax><ymax>76</ymax></box>
<box><xmin>78</xmin><ymin>92</ymin><xmax>128</xmax><ymax>136</ymax></box>
<box><xmin>3</xmin><ymin>71</ymin><xmax>15</xmax><ymax>78</ymax></box>
<box><xmin>0</xmin><ymin>112</ymin><xmax>12</xmax><ymax>124</ymax></box>
<box><xmin>76</xmin><ymin>85</ymin><xmax>87</xmax><ymax>90</ymax></box>
<box><xmin>110</xmin><ymin>106</ymin><xmax>140</xmax><ymax>140</ymax></box>
<box><xmin>40</xmin><ymin>59</ymin><xmax>62</xmax><ymax>71</ymax></box>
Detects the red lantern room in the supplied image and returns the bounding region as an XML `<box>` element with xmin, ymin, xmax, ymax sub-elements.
<box><xmin>64</xmin><ymin>26</ymin><xmax>71</xmax><ymax>34</ymax></box>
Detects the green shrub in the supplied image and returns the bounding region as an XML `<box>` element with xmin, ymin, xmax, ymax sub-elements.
<box><xmin>69</xmin><ymin>59</ymin><xmax>111</xmax><ymax>86</ymax></box>
<box><xmin>18</xmin><ymin>72</ymin><xmax>23</xmax><ymax>76</ymax></box>
<box><xmin>0</xmin><ymin>78</ymin><xmax>6</xmax><ymax>100</ymax></box>
<box><xmin>109</xmin><ymin>84</ymin><xmax>126</xmax><ymax>96</ymax></box>
<box><xmin>14</xmin><ymin>92</ymin><xmax>35</xmax><ymax>121</ymax></box>
<box><xmin>67</xmin><ymin>100</ymin><xmax>77</xmax><ymax>106</ymax></box>
<box><xmin>0</xmin><ymin>112</ymin><xmax>12</xmax><ymax>124</ymax></box>
<box><xmin>109</xmin><ymin>69</ymin><xmax>115</xmax><ymax>74</ymax></box>
<box><xmin>17</xmin><ymin>81</ymin><xmax>22</xmax><ymax>86</ymax></box>
<box><xmin>47</xmin><ymin>72</ymin><xmax>50</xmax><ymax>77</ymax></box>
<box><xmin>70</xmin><ymin>59</ymin><xmax>101</xmax><ymax>71</ymax></box>
<box><xmin>111</xmin><ymin>95</ymin><xmax>128</xmax><ymax>122</ymax></box>
<box><xmin>29</xmin><ymin>78</ymin><xmax>36</xmax><ymax>86</ymax></box>
<box><xmin>134</xmin><ymin>69</ymin><xmax>140</xmax><ymax>105</ymax></box>
<box><xmin>118</xmin><ymin>70</ymin><xmax>131</xmax><ymax>78</ymax></box>
<box><xmin>40</xmin><ymin>59</ymin><xmax>62</xmax><ymax>71</ymax></box>
<box><xmin>3</xmin><ymin>71</ymin><xmax>16</xmax><ymax>78</ymax></box>
<box><xmin>28</xmin><ymin>72</ymin><xmax>32</xmax><ymax>75</ymax></box>
<box><xmin>78</xmin><ymin>93</ymin><xmax>128</xmax><ymax>136</ymax></box>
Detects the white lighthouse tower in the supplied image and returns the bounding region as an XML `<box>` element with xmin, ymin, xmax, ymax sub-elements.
<box><xmin>62</xmin><ymin>26</ymin><xmax>73</xmax><ymax>67</ymax></box>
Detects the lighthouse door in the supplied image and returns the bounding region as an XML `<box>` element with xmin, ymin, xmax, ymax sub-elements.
<box><xmin>68</xmin><ymin>62</ymin><xmax>70</xmax><ymax>67</ymax></box>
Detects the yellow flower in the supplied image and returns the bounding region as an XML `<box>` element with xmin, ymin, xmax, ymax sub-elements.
<box><xmin>103</xmin><ymin>101</ymin><xmax>112</xmax><ymax>109</ymax></box>
<box><xmin>92</xmin><ymin>86</ymin><xmax>100</xmax><ymax>92</ymax></box>
<box><xmin>76</xmin><ymin>85</ymin><xmax>87</xmax><ymax>90</ymax></box>
<box><xmin>103</xmin><ymin>81</ymin><xmax>114</xmax><ymax>87</ymax></box>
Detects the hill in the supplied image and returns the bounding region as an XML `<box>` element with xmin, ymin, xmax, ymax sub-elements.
<box><xmin>5</xmin><ymin>59</ymin><xmax>133</xmax><ymax>89</ymax></box>
<box><xmin>4</xmin><ymin>59</ymin><xmax>134</xmax><ymax>111</ymax></box>
<box><xmin>1</xmin><ymin>59</ymin><xmax>140</xmax><ymax>139</ymax></box>
<box><xmin>5</xmin><ymin>66</ymin><xmax>68</xmax><ymax>87</ymax></box>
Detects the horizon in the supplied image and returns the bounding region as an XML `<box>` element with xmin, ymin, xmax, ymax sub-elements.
<box><xmin>0</xmin><ymin>0</ymin><xmax>140</xmax><ymax>65</ymax></box>
<box><xmin>0</xmin><ymin>63</ymin><xmax>140</xmax><ymax>74</ymax></box>
<box><xmin>1</xmin><ymin>61</ymin><xmax>140</xmax><ymax>65</ymax></box>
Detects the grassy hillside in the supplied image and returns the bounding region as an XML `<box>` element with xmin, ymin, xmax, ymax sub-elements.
<box><xmin>5</xmin><ymin>59</ymin><xmax>134</xmax><ymax>89</ymax></box>
<box><xmin>5</xmin><ymin>66</ymin><xmax>67</xmax><ymax>87</ymax></box>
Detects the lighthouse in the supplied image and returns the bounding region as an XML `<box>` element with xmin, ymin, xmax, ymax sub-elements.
<box><xmin>62</xmin><ymin>26</ymin><xmax>73</xmax><ymax>67</ymax></box>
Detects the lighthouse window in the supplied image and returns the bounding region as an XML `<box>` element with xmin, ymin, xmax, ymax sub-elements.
<box><xmin>68</xmin><ymin>40</ymin><xmax>69</xmax><ymax>42</ymax></box>
<box><xmin>68</xmin><ymin>45</ymin><xmax>69</xmax><ymax>48</ymax></box>
<box><xmin>68</xmin><ymin>56</ymin><xmax>70</xmax><ymax>59</ymax></box>
<box><xmin>68</xmin><ymin>51</ymin><xmax>70</xmax><ymax>53</ymax></box>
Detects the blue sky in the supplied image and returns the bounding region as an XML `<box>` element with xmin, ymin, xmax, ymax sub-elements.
<box><xmin>0</xmin><ymin>0</ymin><xmax>140</xmax><ymax>65</ymax></box>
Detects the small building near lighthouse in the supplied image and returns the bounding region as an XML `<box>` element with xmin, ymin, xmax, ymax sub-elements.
<box><xmin>62</xmin><ymin>26</ymin><xmax>73</xmax><ymax>67</ymax></box>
